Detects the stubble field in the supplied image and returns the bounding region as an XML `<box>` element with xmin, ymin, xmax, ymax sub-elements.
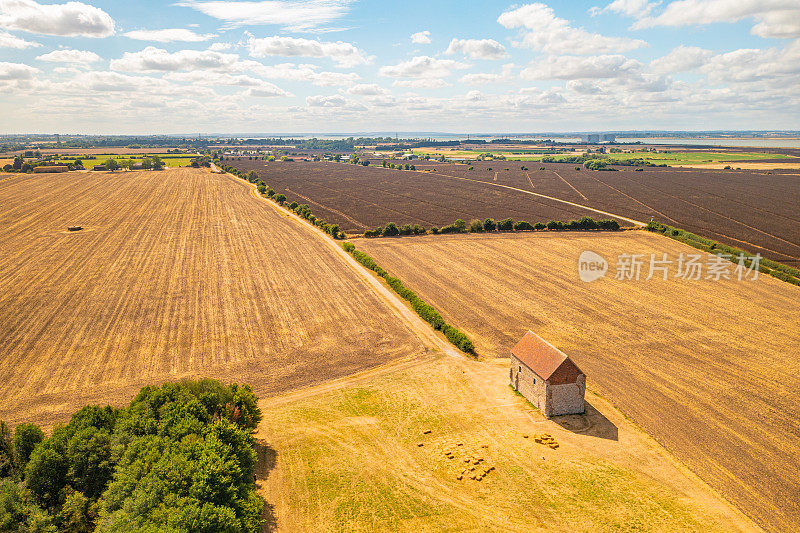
<box><xmin>228</xmin><ymin>159</ymin><xmax>800</xmax><ymax>264</ymax></box>
<box><xmin>0</xmin><ymin>168</ymin><xmax>426</xmax><ymax>427</ymax></box>
<box><xmin>358</xmin><ymin>230</ymin><xmax>800</xmax><ymax>532</ymax></box>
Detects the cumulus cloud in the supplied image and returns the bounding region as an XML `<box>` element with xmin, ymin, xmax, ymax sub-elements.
<box><xmin>36</xmin><ymin>49</ymin><xmax>101</xmax><ymax>65</ymax></box>
<box><xmin>246</xmin><ymin>82</ymin><xmax>291</xmax><ymax>97</ymax></box>
<box><xmin>410</xmin><ymin>30</ymin><xmax>431</xmax><ymax>44</ymax></box>
<box><xmin>175</xmin><ymin>0</ymin><xmax>352</xmax><ymax>32</ymax></box>
<box><xmin>246</xmin><ymin>35</ymin><xmax>369</xmax><ymax>67</ymax></box>
<box><xmin>110</xmin><ymin>46</ymin><xmax>239</xmax><ymax>72</ymax></box>
<box><xmin>244</xmin><ymin>61</ymin><xmax>359</xmax><ymax>86</ymax></box>
<box><xmin>521</xmin><ymin>54</ymin><xmax>642</xmax><ymax>80</ymax></box>
<box><xmin>632</xmin><ymin>0</ymin><xmax>800</xmax><ymax>38</ymax></box>
<box><xmin>600</xmin><ymin>0</ymin><xmax>657</xmax><ymax>17</ymax></box>
<box><xmin>0</xmin><ymin>60</ymin><xmax>38</xmax><ymax>80</ymax></box>
<box><xmin>392</xmin><ymin>78</ymin><xmax>450</xmax><ymax>89</ymax></box>
<box><xmin>445</xmin><ymin>38</ymin><xmax>507</xmax><ymax>60</ymax></box>
<box><xmin>459</xmin><ymin>63</ymin><xmax>515</xmax><ymax>85</ymax></box>
<box><xmin>345</xmin><ymin>83</ymin><xmax>388</xmax><ymax>95</ymax></box>
<box><xmin>649</xmin><ymin>45</ymin><xmax>713</xmax><ymax>73</ymax></box>
<box><xmin>379</xmin><ymin>55</ymin><xmax>469</xmax><ymax>78</ymax></box>
<box><xmin>0</xmin><ymin>30</ymin><xmax>40</xmax><ymax>49</ymax></box>
<box><xmin>306</xmin><ymin>94</ymin><xmax>347</xmax><ymax>107</ymax></box>
<box><xmin>498</xmin><ymin>3</ymin><xmax>646</xmax><ymax>54</ymax></box>
<box><xmin>566</xmin><ymin>79</ymin><xmax>604</xmax><ymax>94</ymax></box>
<box><xmin>0</xmin><ymin>0</ymin><xmax>114</xmax><ymax>37</ymax></box>
<box><xmin>208</xmin><ymin>42</ymin><xmax>232</xmax><ymax>51</ymax></box>
<box><xmin>123</xmin><ymin>28</ymin><xmax>217</xmax><ymax>43</ymax></box>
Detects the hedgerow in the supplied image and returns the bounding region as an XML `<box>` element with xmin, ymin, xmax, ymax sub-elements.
<box><xmin>646</xmin><ymin>221</ymin><xmax>800</xmax><ymax>286</ymax></box>
<box><xmin>343</xmin><ymin>243</ymin><xmax>475</xmax><ymax>354</ymax></box>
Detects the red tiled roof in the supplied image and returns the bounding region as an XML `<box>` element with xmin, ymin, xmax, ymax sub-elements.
<box><xmin>511</xmin><ymin>331</ymin><xmax>583</xmax><ymax>385</ymax></box>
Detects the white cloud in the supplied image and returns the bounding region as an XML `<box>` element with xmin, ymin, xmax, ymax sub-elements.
<box><xmin>392</xmin><ymin>78</ymin><xmax>450</xmax><ymax>89</ymax></box>
<box><xmin>244</xmin><ymin>61</ymin><xmax>359</xmax><ymax>86</ymax></box>
<box><xmin>246</xmin><ymin>83</ymin><xmax>291</xmax><ymax>97</ymax></box>
<box><xmin>0</xmin><ymin>0</ymin><xmax>114</xmax><ymax>37</ymax></box>
<box><xmin>633</xmin><ymin>0</ymin><xmax>800</xmax><ymax>38</ymax></box>
<box><xmin>650</xmin><ymin>45</ymin><xmax>713</xmax><ymax>73</ymax></box>
<box><xmin>246</xmin><ymin>35</ymin><xmax>369</xmax><ymax>67</ymax></box>
<box><xmin>0</xmin><ymin>60</ymin><xmax>38</xmax><ymax>80</ymax></box>
<box><xmin>701</xmin><ymin>41</ymin><xmax>800</xmax><ymax>83</ymax></box>
<box><xmin>209</xmin><ymin>42</ymin><xmax>232</xmax><ymax>51</ymax></box>
<box><xmin>459</xmin><ymin>63</ymin><xmax>514</xmax><ymax>85</ymax></box>
<box><xmin>445</xmin><ymin>38</ymin><xmax>507</xmax><ymax>60</ymax></box>
<box><xmin>498</xmin><ymin>3</ymin><xmax>646</xmax><ymax>54</ymax></box>
<box><xmin>36</xmin><ymin>49</ymin><xmax>101</xmax><ymax>65</ymax></box>
<box><xmin>345</xmin><ymin>83</ymin><xmax>388</xmax><ymax>95</ymax></box>
<box><xmin>601</xmin><ymin>0</ymin><xmax>657</xmax><ymax>17</ymax></box>
<box><xmin>306</xmin><ymin>94</ymin><xmax>347</xmax><ymax>107</ymax></box>
<box><xmin>379</xmin><ymin>55</ymin><xmax>469</xmax><ymax>78</ymax></box>
<box><xmin>123</xmin><ymin>28</ymin><xmax>217</xmax><ymax>43</ymax></box>
<box><xmin>566</xmin><ymin>79</ymin><xmax>604</xmax><ymax>94</ymax></box>
<box><xmin>0</xmin><ymin>30</ymin><xmax>40</xmax><ymax>49</ymax></box>
<box><xmin>110</xmin><ymin>46</ymin><xmax>239</xmax><ymax>72</ymax></box>
<box><xmin>521</xmin><ymin>54</ymin><xmax>642</xmax><ymax>80</ymax></box>
<box><xmin>175</xmin><ymin>0</ymin><xmax>352</xmax><ymax>32</ymax></box>
<box><xmin>410</xmin><ymin>30</ymin><xmax>431</xmax><ymax>44</ymax></box>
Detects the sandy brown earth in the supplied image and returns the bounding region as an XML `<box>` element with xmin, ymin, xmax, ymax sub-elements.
<box><xmin>0</xmin><ymin>168</ymin><xmax>427</xmax><ymax>427</ymax></box>
<box><xmin>358</xmin><ymin>231</ymin><xmax>800</xmax><ymax>533</ymax></box>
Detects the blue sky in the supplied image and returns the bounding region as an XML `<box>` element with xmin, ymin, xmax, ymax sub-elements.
<box><xmin>0</xmin><ymin>0</ymin><xmax>798</xmax><ymax>134</ymax></box>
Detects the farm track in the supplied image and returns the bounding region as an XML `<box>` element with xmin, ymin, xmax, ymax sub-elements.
<box><xmin>358</xmin><ymin>231</ymin><xmax>800</xmax><ymax>533</ymax></box>
<box><xmin>0</xmin><ymin>168</ymin><xmax>427</xmax><ymax>427</ymax></box>
<box><xmin>227</xmin><ymin>160</ymin><xmax>800</xmax><ymax>263</ymax></box>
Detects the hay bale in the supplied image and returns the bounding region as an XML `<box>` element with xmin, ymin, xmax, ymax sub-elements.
<box><xmin>417</xmin><ymin>442</ymin><xmax>424</xmax><ymax>447</ymax></box>
<box><xmin>67</xmin><ymin>226</ymin><xmax>83</xmax><ymax>231</ymax></box>
<box><xmin>456</xmin><ymin>475</ymin><xmax>463</xmax><ymax>480</ymax></box>
<box><xmin>423</xmin><ymin>429</ymin><xmax>431</xmax><ymax>434</ymax></box>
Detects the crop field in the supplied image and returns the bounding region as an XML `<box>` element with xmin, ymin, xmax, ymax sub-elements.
<box><xmin>225</xmin><ymin>159</ymin><xmax>634</xmax><ymax>233</ymax></box>
<box><xmin>358</xmin><ymin>231</ymin><xmax>800</xmax><ymax>532</ymax></box>
<box><xmin>227</xmin><ymin>159</ymin><xmax>800</xmax><ymax>264</ymax></box>
<box><xmin>0</xmin><ymin>168</ymin><xmax>426</xmax><ymax>428</ymax></box>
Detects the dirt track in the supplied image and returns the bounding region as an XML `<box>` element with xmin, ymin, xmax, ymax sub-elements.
<box><xmin>359</xmin><ymin>231</ymin><xmax>800</xmax><ymax>532</ymax></box>
<box><xmin>0</xmin><ymin>168</ymin><xmax>427</xmax><ymax>427</ymax></box>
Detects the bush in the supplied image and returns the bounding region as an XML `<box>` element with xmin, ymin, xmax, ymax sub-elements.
<box><xmin>342</xmin><ymin>242</ymin><xmax>355</xmax><ymax>253</ymax></box>
<box><xmin>382</xmin><ymin>222</ymin><xmax>400</xmax><ymax>237</ymax></box>
<box><xmin>469</xmin><ymin>219</ymin><xmax>484</xmax><ymax>233</ymax></box>
<box><xmin>267</xmin><ymin>189</ymin><xmax>275</xmax><ymax>197</ymax></box>
<box><xmin>14</xmin><ymin>424</ymin><xmax>44</xmax><ymax>472</ymax></box>
<box><xmin>513</xmin><ymin>220</ymin><xmax>534</xmax><ymax>231</ymax></box>
<box><xmin>274</xmin><ymin>194</ymin><xmax>286</xmax><ymax>204</ymax></box>
<box><xmin>288</xmin><ymin>201</ymin><xmax>298</xmax><ymax>210</ymax></box>
<box><xmin>430</xmin><ymin>227</ymin><xmax>440</xmax><ymax>235</ymax></box>
<box><xmin>483</xmin><ymin>218</ymin><xmax>497</xmax><ymax>232</ymax></box>
<box><xmin>598</xmin><ymin>219</ymin><xmax>620</xmax><ymax>231</ymax></box>
<box><xmin>546</xmin><ymin>220</ymin><xmax>563</xmax><ymax>230</ymax></box>
<box><xmin>497</xmin><ymin>218</ymin><xmax>513</xmax><ymax>231</ymax></box>
<box><xmin>534</xmin><ymin>222</ymin><xmax>546</xmax><ymax>230</ymax></box>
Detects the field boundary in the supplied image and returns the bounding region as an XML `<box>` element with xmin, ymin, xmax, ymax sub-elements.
<box><xmin>647</xmin><ymin>221</ymin><xmax>800</xmax><ymax>286</ymax></box>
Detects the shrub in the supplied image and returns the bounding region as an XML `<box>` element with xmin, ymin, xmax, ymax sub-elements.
<box><xmin>266</xmin><ymin>189</ymin><xmax>275</xmax><ymax>197</ymax></box>
<box><xmin>598</xmin><ymin>219</ymin><xmax>620</xmax><ymax>231</ymax></box>
<box><xmin>274</xmin><ymin>194</ymin><xmax>286</xmax><ymax>204</ymax></box>
<box><xmin>497</xmin><ymin>218</ymin><xmax>513</xmax><ymax>231</ymax></box>
<box><xmin>342</xmin><ymin>242</ymin><xmax>355</xmax><ymax>253</ymax></box>
<box><xmin>513</xmin><ymin>220</ymin><xmax>534</xmax><ymax>231</ymax></box>
<box><xmin>288</xmin><ymin>201</ymin><xmax>298</xmax><ymax>210</ymax></box>
<box><xmin>469</xmin><ymin>219</ymin><xmax>484</xmax><ymax>233</ymax></box>
<box><xmin>546</xmin><ymin>220</ymin><xmax>563</xmax><ymax>230</ymax></box>
<box><xmin>382</xmin><ymin>222</ymin><xmax>400</xmax><ymax>237</ymax></box>
<box><xmin>534</xmin><ymin>222</ymin><xmax>546</xmax><ymax>230</ymax></box>
<box><xmin>483</xmin><ymin>218</ymin><xmax>497</xmax><ymax>232</ymax></box>
<box><xmin>256</xmin><ymin>184</ymin><xmax>266</xmax><ymax>194</ymax></box>
<box><xmin>430</xmin><ymin>227</ymin><xmax>440</xmax><ymax>235</ymax></box>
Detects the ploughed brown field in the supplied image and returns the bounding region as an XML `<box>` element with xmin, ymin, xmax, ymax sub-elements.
<box><xmin>358</xmin><ymin>231</ymin><xmax>800</xmax><ymax>533</ymax></box>
<box><xmin>0</xmin><ymin>168</ymin><xmax>425</xmax><ymax>427</ymax></box>
<box><xmin>228</xmin><ymin>159</ymin><xmax>800</xmax><ymax>264</ymax></box>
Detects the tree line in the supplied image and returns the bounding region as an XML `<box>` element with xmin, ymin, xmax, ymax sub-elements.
<box><xmin>0</xmin><ymin>380</ymin><xmax>264</xmax><ymax>532</ymax></box>
<box><xmin>365</xmin><ymin>216</ymin><xmax>621</xmax><ymax>238</ymax></box>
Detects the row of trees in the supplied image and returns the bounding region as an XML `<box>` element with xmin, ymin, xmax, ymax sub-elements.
<box><xmin>0</xmin><ymin>380</ymin><xmax>263</xmax><ymax>532</ymax></box>
<box><xmin>363</xmin><ymin>216</ymin><xmax>620</xmax><ymax>238</ymax></box>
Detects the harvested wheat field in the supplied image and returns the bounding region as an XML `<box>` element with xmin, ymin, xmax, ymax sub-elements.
<box><xmin>255</xmin><ymin>353</ymin><xmax>755</xmax><ymax>532</ymax></box>
<box><xmin>0</xmin><ymin>168</ymin><xmax>426</xmax><ymax>428</ymax></box>
<box><xmin>358</xmin><ymin>231</ymin><xmax>800</xmax><ymax>532</ymax></box>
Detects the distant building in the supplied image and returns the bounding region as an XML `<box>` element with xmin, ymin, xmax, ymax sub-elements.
<box><xmin>510</xmin><ymin>331</ymin><xmax>586</xmax><ymax>417</ymax></box>
<box><xmin>581</xmin><ymin>133</ymin><xmax>616</xmax><ymax>143</ymax></box>
<box><xmin>92</xmin><ymin>165</ymin><xmax>107</xmax><ymax>171</ymax></box>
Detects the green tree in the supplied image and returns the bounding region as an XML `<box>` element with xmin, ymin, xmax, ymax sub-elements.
<box><xmin>13</xmin><ymin>156</ymin><xmax>23</xmax><ymax>170</ymax></box>
<box><xmin>0</xmin><ymin>422</ymin><xmax>14</xmax><ymax>478</ymax></box>
<box><xmin>103</xmin><ymin>158</ymin><xmax>119</xmax><ymax>171</ymax></box>
<box><xmin>151</xmin><ymin>155</ymin><xmax>164</xmax><ymax>170</ymax></box>
<box><xmin>14</xmin><ymin>424</ymin><xmax>44</xmax><ymax>472</ymax></box>
<box><xmin>274</xmin><ymin>194</ymin><xmax>286</xmax><ymax>205</ymax></box>
<box><xmin>483</xmin><ymin>218</ymin><xmax>497</xmax><ymax>231</ymax></box>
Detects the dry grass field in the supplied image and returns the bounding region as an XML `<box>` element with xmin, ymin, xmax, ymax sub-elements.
<box><xmin>358</xmin><ymin>231</ymin><xmax>800</xmax><ymax>532</ymax></box>
<box><xmin>0</xmin><ymin>168</ymin><xmax>427</xmax><ymax>427</ymax></box>
<box><xmin>255</xmin><ymin>353</ymin><xmax>754</xmax><ymax>532</ymax></box>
